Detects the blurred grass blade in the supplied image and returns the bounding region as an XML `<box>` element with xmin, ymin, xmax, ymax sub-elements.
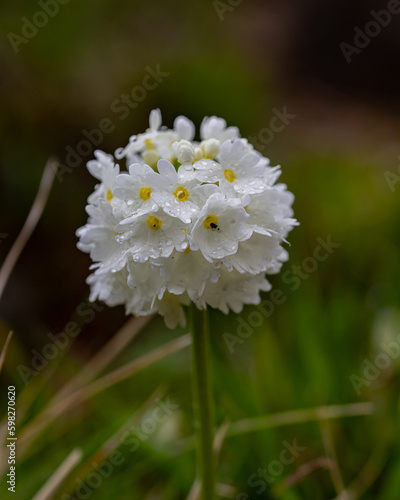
<box><xmin>63</xmin><ymin>386</ymin><xmax>166</xmax><ymax>496</ymax></box>
<box><xmin>272</xmin><ymin>457</ymin><xmax>333</xmax><ymax>497</ymax></box>
<box><xmin>187</xmin><ymin>479</ymin><xmax>200</xmax><ymax>500</ymax></box>
<box><xmin>0</xmin><ymin>330</ymin><xmax>13</xmax><ymax>375</ymax></box>
<box><xmin>216</xmin><ymin>483</ymin><xmax>237</xmax><ymax>498</ymax></box>
<box><xmin>227</xmin><ymin>402</ymin><xmax>375</xmax><ymax>437</ymax></box>
<box><xmin>68</xmin><ymin>332</ymin><xmax>190</xmax><ymax>405</ymax></box>
<box><xmin>0</xmin><ymin>157</ymin><xmax>58</xmax><ymax>301</ymax></box>
<box><xmin>333</xmin><ymin>438</ymin><xmax>391</xmax><ymax>500</ymax></box>
<box><xmin>31</xmin><ymin>448</ymin><xmax>82</xmax><ymax>500</ymax></box>
<box><xmin>91</xmin><ymin>386</ymin><xmax>166</xmax><ymax>460</ymax></box>
<box><xmin>174</xmin><ymin>402</ymin><xmax>375</xmax><ymax>454</ymax></box>
<box><xmin>187</xmin><ymin>481</ymin><xmax>236</xmax><ymax>500</ymax></box>
<box><xmin>52</xmin><ymin>315</ymin><xmax>152</xmax><ymax>402</ymax></box>
<box><xmin>19</xmin><ymin>334</ymin><xmax>191</xmax><ymax>453</ymax></box>
<box><xmin>15</xmin><ymin>315</ymin><xmax>151</xmax><ymax>456</ymax></box>
<box><xmin>320</xmin><ymin>420</ymin><xmax>346</xmax><ymax>496</ymax></box>
<box><xmin>214</xmin><ymin>419</ymin><xmax>230</xmax><ymax>457</ymax></box>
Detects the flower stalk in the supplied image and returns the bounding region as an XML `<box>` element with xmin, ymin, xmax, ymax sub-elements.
<box><xmin>189</xmin><ymin>304</ymin><xmax>215</xmax><ymax>500</ymax></box>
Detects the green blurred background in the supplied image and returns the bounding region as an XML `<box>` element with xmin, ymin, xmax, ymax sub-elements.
<box><xmin>1</xmin><ymin>0</ymin><xmax>400</xmax><ymax>498</ymax></box>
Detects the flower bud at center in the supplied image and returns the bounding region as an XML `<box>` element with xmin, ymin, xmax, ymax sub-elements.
<box><xmin>174</xmin><ymin>186</ymin><xmax>189</xmax><ymax>202</ymax></box>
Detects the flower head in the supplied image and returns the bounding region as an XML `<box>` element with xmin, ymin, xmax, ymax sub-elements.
<box><xmin>77</xmin><ymin>110</ymin><xmax>298</xmax><ymax>328</ymax></box>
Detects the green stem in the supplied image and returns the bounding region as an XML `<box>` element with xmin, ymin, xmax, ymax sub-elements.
<box><xmin>189</xmin><ymin>305</ymin><xmax>215</xmax><ymax>500</ymax></box>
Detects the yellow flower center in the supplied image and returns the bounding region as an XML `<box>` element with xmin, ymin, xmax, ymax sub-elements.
<box><xmin>203</xmin><ymin>215</ymin><xmax>219</xmax><ymax>230</ymax></box>
<box><xmin>147</xmin><ymin>216</ymin><xmax>162</xmax><ymax>231</ymax></box>
<box><xmin>224</xmin><ymin>169</ymin><xmax>235</xmax><ymax>183</ymax></box>
<box><xmin>144</xmin><ymin>138</ymin><xmax>156</xmax><ymax>150</ymax></box>
<box><xmin>106</xmin><ymin>190</ymin><xmax>113</xmax><ymax>202</ymax></box>
<box><xmin>174</xmin><ymin>186</ymin><xmax>189</xmax><ymax>202</ymax></box>
<box><xmin>139</xmin><ymin>187</ymin><xmax>152</xmax><ymax>201</ymax></box>
<box><xmin>183</xmin><ymin>245</ymin><xmax>191</xmax><ymax>253</ymax></box>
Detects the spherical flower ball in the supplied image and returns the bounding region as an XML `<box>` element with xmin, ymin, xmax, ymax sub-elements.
<box><xmin>77</xmin><ymin>109</ymin><xmax>298</xmax><ymax>328</ymax></box>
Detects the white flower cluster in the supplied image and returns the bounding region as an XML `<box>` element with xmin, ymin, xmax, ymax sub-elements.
<box><xmin>77</xmin><ymin>110</ymin><xmax>298</xmax><ymax>328</ymax></box>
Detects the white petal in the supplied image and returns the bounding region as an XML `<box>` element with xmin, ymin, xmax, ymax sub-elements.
<box><xmin>174</xmin><ymin>116</ymin><xmax>195</xmax><ymax>141</ymax></box>
<box><xmin>149</xmin><ymin>109</ymin><xmax>162</xmax><ymax>130</ymax></box>
<box><xmin>157</xmin><ymin>159</ymin><xmax>178</xmax><ymax>180</ymax></box>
